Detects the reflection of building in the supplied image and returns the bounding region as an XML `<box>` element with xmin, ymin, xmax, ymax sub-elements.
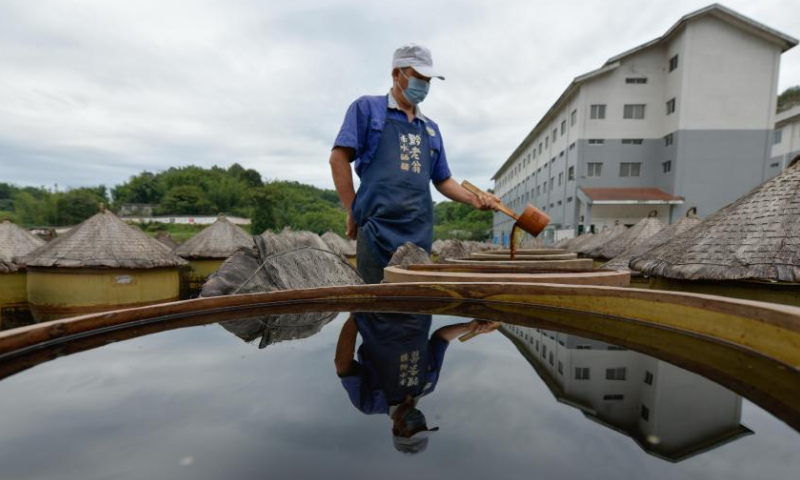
<box><xmin>502</xmin><ymin>324</ymin><xmax>752</xmax><ymax>462</ymax></box>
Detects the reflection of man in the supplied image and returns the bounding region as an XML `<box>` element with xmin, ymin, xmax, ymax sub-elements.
<box><xmin>334</xmin><ymin>312</ymin><xmax>498</xmax><ymax>454</ymax></box>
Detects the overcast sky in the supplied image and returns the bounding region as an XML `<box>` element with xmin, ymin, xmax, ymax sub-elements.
<box><xmin>1</xmin><ymin>0</ymin><xmax>798</xmax><ymax>197</ymax></box>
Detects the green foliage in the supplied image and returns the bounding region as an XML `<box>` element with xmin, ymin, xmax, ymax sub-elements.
<box><xmin>251</xmin><ymin>181</ymin><xmax>346</xmax><ymax>236</ymax></box>
<box><xmin>1</xmin><ymin>185</ymin><xmax>107</xmax><ymax>227</ymax></box>
<box><xmin>159</xmin><ymin>185</ymin><xmax>215</xmax><ymax>215</ymax></box>
<box><xmin>3</xmin><ymin>163</ymin><xmax>489</xmax><ymax>241</ymax></box>
<box><xmin>433</xmin><ymin>201</ymin><xmax>492</xmax><ymax>241</ymax></box>
<box><xmin>778</xmin><ymin>86</ymin><xmax>800</xmax><ymax>112</ymax></box>
<box><xmin>111</xmin><ymin>164</ymin><xmax>261</xmax><ymax>217</ymax></box>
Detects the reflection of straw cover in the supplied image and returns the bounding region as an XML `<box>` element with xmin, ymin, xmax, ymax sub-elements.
<box><xmin>393</xmin><ymin>407</ymin><xmax>439</xmax><ymax>455</ymax></box>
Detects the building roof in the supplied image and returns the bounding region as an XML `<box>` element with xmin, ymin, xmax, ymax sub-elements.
<box><xmin>776</xmin><ymin>104</ymin><xmax>800</xmax><ymax>127</ymax></box>
<box><xmin>629</xmin><ymin>160</ymin><xmax>800</xmax><ymax>282</ymax></box>
<box><xmin>579</xmin><ymin>187</ymin><xmax>684</xmax><ymax>204</ymax></box>
<box><xmin>24</xmin><ymin>207</ymin><xmax>187</xmax><ymax>269</ymax></box>
<box><xmin>491</xmin><ymin>4</ymin><xmax>798</xmax><ymax>180</ymax></box>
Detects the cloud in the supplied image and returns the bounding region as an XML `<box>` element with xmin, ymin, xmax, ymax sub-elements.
<box><xmin>0</xmin><ymin>0</ymin><xmax>798</xmax><ymax>199</ymax></box>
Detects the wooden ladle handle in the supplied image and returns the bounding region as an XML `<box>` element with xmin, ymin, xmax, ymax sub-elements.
<box><xmin>461</xmin><ymin>180</ymin><xmax>518</xmax><ymax>219</ymax></box>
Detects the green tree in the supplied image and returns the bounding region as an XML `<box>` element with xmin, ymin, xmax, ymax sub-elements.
<box><xmin>159</xmin><ymin>185</ymin><xmax>215</xmax><ymax>215</ymax></box>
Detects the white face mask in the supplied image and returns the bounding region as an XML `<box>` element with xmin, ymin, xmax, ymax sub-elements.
<box><xmin>397</xmin><ymin>69</ymin><xmax>430</xmax><ymax>105</ymax></box>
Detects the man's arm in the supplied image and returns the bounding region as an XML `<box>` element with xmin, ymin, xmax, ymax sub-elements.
<box><xmin>434</xmin><ymin>178</ymin><xmax>499</xmax><ymax>211</ymax></box>
<box><xmin>330</xmin><ymin>147</ymin><xmax>358</xmax><ymax>239</ymax></box>
<box><xmin>434</xmin><ymin>319</ymin><xmax>500</xmax><ymax>342</ymax></box>
<box><xmin>334</xmin><ymin>314</ymin><xmax>359</xmax><ymax>376</ymax></box>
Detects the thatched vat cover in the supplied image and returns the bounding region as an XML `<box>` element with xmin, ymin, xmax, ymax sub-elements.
<box><xmin>261</xmin><ymin>228</ymin><xmax>332</xmax><ymax>256</ymax></box>
<box><xmin>564</xmin><ymin>233</ymin><xmax>595</xmax><ymax>252</ymax></box>
<box><xmin>174</xmin><ymin>215</ymin><xmax>253</xmax><ymax>260</ymax></box>
<box><xmin>576</xmin><ymin>223</ymin><xmax>628</xmax><ymax>256</ymax></box>
<box><xmin>592</xmin><ymin>213</ymin><xmax>665</xmax><ymax>260</ymax></box>
<box><xmin>321</xmin><ymin>231</ymin><xmax>356</xmax><ymax>256</ymax></box>
<box><xmin>201</xmin><ymin>235</ymin><xmax>362</xmax><ymax>297</ymax></box>
<box><xmin>603</xmin><ymin>209</ymin><xmax>701</xmax><ymax>271</ymax></box>
<box><xmin>432</xmin><ymin>239</ymin><xmax>446</xmax><ymax>255</ymax></box>
<box><xmin>24</xmin><ymin>208</ymin><xmax>187</xmax><ymax>269</ymax></box>
<box><xmin>388</xmin><ymin>242</ymin><xmax>432</xmax><ymax>267</ymax></box>
<box><xmin>0</xmin><ymin>220</ymin><xmax>45</xmax><ymax>273</ymax></box>
<box><xmin>630</xmin><ymin>163</ymin><xmax>800</xmax><ymax>282</ymax></box>
<box><xmin>155</xmin><ymin>232</ymin><xmax>179</xmax><ymax>251</ymax></box>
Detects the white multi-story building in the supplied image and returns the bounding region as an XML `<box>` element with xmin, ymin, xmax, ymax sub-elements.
<box><xmin>491</xmin><ymin>4</ymin><xmax>797</xmax><ymax>245</ymax></box>
<box><xmin>770</xmin><ymin>104</ymin><xmax>800</xmax><ymax>174</ymax></box>
<box><xmin>502</xmin><ymin>324</ymin><xmax>752</xmax><ymax>462</ymax></box>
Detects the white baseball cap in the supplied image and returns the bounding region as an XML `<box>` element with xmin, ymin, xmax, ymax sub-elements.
<box><xmin>392</xmin><ymin>44</ymin><xmax>445</xmax><ymax>80</ymax></box>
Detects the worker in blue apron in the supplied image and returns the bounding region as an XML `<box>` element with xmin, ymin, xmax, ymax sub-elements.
<box><xmin>334</xmin><ymin>312</ymin><xmax>500</xmax><ymax>454</ymax></box>
<box><xmin>329</xmin><ymin>43</ymin><xmax>499</xmax><ymax>283</ymax></box>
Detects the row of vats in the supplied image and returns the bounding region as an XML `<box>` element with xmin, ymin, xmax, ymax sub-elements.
<box><xmin>0</xmin><ymin>209</ymin><xmax>359</xmax><ymax>324</ymax></box>
<box><xmin>2</xmin><ymin>160</ymin><xmax>798</xmax><ymax>324</ymax></box>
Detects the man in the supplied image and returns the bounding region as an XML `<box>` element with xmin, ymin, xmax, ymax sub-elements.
<box><xmin>330</xmin><ymin>43</ymin><xmax>499</xmax><ymax>283</ymax></box>
<box><xmin>334</xmin><ymin>312</ymin><xmax>500</xmax><ymax>454</ymax></box>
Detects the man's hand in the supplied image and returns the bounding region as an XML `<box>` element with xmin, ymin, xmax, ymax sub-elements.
<box><xmin>471</xmin><ymin>192</ymin><xmax>501</xmax><ymax>211</ymax></box>
<box><xmin>466</xmin><ymin>319</ymin><xmax>501</xmax><ymax>335</ymax></box>
<box><xmin>346</xmin><ymin>211</ymin><xmax>357</xmax><ymax>240</ymax></box>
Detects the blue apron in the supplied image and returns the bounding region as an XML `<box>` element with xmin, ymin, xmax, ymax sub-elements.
<box><xmin>355</xmin><ymin>312</ymin><xmax>432</xmax><ymax>405</ymax></box>
<box><xmin>352</xmin><ymin>115</ymin><xmax>434</xmax><ymax>267</ymax></box>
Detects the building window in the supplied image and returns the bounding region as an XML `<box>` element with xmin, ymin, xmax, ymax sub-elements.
<box><xmin>623</xmin><ymin>104</ymin><xmax>646</xmax><ymax>119</ymax></box>
<box><xmin>567</xmin><ymin>196</ymin><xmax>573</xmax><ymax>203</ymax></box>
<box><xmin>561</xmin><ymin>120</ymin><xmax>566</xmax><ymax>135</ymax></box>
<box><xmin>551</xmin><ymin>158</ymin><xmax>555</xmax><ymax>164</ymax></box>
<box><xmin>552</xmin><ymin>129</ymin><xmax>557</xmax><ymax>141</ymax></box>
<box><xmin>619</xmin><ymin>162</ymin><xmax>641</xmax><ymax>177</ymax></box>
<box><xmin>662</xmin><ymin>160</ymin><xmax>672</xmax><ymax>173</ymax></box>
<box><xmin>621</xmin><ymin>139</ymin><xmax>643</xmax><ymax>145</ymax></box>
<box><xmin>542</xmin><ymin>345</ymin><xmax>547</xmax><ymax>358</ymax></box>
<box><xmin>571</xmin><ymin>109</ymin><xmax>577</xmax><ymax>126</ymax></box>
<box><xmin>549</xmin><ymin>352</ymin><xmax>554</xmax><ymax>366</ymax></box>
<box><xmin>664</xmin><ymin>133</ymin><xmax>674</xmax><ymax>146</ymax></box>
<box><xmin>603</xmin><ymin>394</ymin><xmax>625</xmax><ymax>401</ymax></box>
<box><xmin>770</xmin><ymin>162</ymin><xmax>780</xmax><ymax>168</ymax></box>
<box><xmin>625</xmin><ymin>77</ymin><xmax>647</xmax><ymax>84</ymax></box>
<box><xmin>641</xmin><ymin>405</ymin><xmax>650</xmax><ymax>421</ymax></box>
<box><xmin>539</xmin><ymin>142</ymin><xmax>543</xmax><ymax>153</ymax></box>
<box><xmin>576</xmin><ymin>345</ymin><xmax>591</xmax><ymax>350</ymax></box>
<box><xmin>588</xmin><ymin>139</ymin><xmax>605</xmax><ymax>145</ymax></box>
<box><xmin>575</xmin><ymin>367</ymin><xmax>590</xmax><ymax>380</ymax></box>
<box><xmin>558</xmin><ymin>361</ymin><xmax>563</xmax><ymax>374</ymax></box>
<box><xmin>545</xmin><ymin>137</ymin><xmax>549</xmax><ymax>148</ymax></box>
<box><xmin>590</xmin><ymin>104</ymin><xmax>606</xmax><ymax>119</ymax></box>
<box><xmin>543</xmin><ymin>182</ymin><xmax>547</xmax><ymax>193</ymax></box>
<box><xmin>669</xmin><ymin>54</ymin><xmax>679</xmax><ymax>72</ymax></box>
<box><xmin>569</xmin><ymin>142</ymin><xmax>576</xmax><ymax>150</ymax></box>
<box><xmin>644</xmin><ymin>371</ymin><xmax>654</xmax><ymax>385</ymax></box>
<box><xmin>587</xmin><ymin>162</ymin><xmax>603</xmax><ymax>177</ymax></box>
<box><xmin>558</xmin><ymin>172</ymin><xmax>563</xmax><ymax>185</ymax></box>
<box><xmin>536</xmin><ymin>185</ymin><xmax>540</xmax><ymax>195</ymax></box>
<box><xmin>535</xmin><ymin>340</ymin><xmax>539</xmax><ymax>351</ymax></box>
<box><xmin>774</xmin><ymin>130</ymin><xmax>783</xmax><ymax>144</ymax></box>
<box><xmin>559</xmin><ymin>150</ymin><xmax>565</xmax><ymax>158</ymax></box>
<box><xmin>550</xmin><ymin>203</ymin><xmax>554</xmax><ymax>208</ymax></box>
<box><xmin>606</xmin><ymin>367</ymin><xmax>627</xmax><ymax>380</ymax></box>
<box><xmin>557</xmin><ymin>200</ymin><xmax>562</xmax><ymax>206</ymax></box>
<box><xmin>549</xmin><ymin>178</ymin><xmax>554</xmax><ymax>189</ymax></box>
<box><xmin>666</xmin><ymin>98</ymin><xmax>676</xmax><ymax>115</ymax></box>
